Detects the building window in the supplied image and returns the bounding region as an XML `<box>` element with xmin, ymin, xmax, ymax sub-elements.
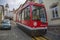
<box><xmin>52</xmin><ymin>7</ymin><xmax>59</xmax><ymax>18</ymax></box>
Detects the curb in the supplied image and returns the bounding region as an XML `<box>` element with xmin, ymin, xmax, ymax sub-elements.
<box><xmin>45</xmin><ymin>31</ymin><xmax>60</xmax><ymax>40</ymax></box>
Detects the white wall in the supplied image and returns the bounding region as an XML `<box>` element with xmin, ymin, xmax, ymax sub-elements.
<box><xmin>43</xmin><ymin>0</ymin><xmax>60</xmax><ymax>25</ymax></box>
<box><xmin>13</xmin><ymin>13</ymin><xmax>16</xmax><ymax>21</ymax></box>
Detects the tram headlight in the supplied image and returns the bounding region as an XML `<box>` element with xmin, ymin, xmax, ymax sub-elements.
<box><xmin>33</xmin><ymin>22</ymin><xmax>37</xmax><ymax>26</ymax></box>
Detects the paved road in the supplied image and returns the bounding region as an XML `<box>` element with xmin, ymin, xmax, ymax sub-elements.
<box><xmin>0</xmin><ymin>21</ymin><xmax>31</xmax><ymax>40</ymax></box>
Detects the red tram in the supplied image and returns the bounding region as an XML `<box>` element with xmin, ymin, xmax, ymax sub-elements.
<box><xmin>16</xmin><ymin>2</ymin><xmax>48</xmax><ymax>36</ymax></box>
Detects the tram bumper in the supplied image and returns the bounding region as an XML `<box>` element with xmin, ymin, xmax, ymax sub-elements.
<box><xmin>16</xmin><ymin>23</ymin><xmax>47</xmax><ymax>36</ymax></box>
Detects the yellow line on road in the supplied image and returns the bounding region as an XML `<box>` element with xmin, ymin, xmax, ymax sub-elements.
<box><xmin>32</xmin><ymin>38</ymin><xmax>35</xmax><ymax>40</ymax></box>
<box><xmin>32</xmin><ymin>36</ymin><xmax>47</xmax><ymax>40</ymax></box>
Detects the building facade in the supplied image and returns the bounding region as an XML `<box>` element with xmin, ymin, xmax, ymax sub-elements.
<box><xmin>43</xmin><ymin>0</ymin><xmax>60</xmax><ymax>35</ymax></box>
<box><xmin>4</xmin><ymin>4</ymin><xmax>9</xmax><ymax>18</ymax></box>
<box><xmin>4</xmin><ymin>4</ymin><xmax>13</xmax><ymax>20</ymax></box>
<box><xmin>0</xmin><ymin>5</ymin><xmax>4</xmax><ymax>22</ymax></box>
<box><xmin>13</xmin><ymin>9</ymin><xmax>16</xmax><ymax>21</ymax></box>
<box><xmin>43</xmin><ymin>0</ymin><xmax>60</xmax><ymax>26</ymax></box>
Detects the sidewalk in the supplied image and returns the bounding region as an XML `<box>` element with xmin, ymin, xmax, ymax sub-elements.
<box><xmin>45</xmin><ymin>25</ymin><xmax>60</xmax><ymax>40</ymax></box>
<box><xmin>45</xmin><ymin>31</ymin><xmax>60</xmax><ymax>40</ymax></box>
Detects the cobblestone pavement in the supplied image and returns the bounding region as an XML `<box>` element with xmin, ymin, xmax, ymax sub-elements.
<box><xmin>0</xmin><ymin>21</ymin><xmax>31</xmax><ymax>40</ymax></box>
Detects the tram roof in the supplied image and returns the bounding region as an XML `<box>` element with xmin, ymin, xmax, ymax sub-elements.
<box><xmin>21</xmin><ymin>2</ymin><xmax>44</xmax><ymax>10</ymax></box>
<box><xmin>16</xmin><ymin>2</ymin><xmax>44</xmax><ymax>14</ymax></box>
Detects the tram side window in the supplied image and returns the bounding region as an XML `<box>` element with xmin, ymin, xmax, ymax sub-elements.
<box><xmin>19</xmin><ymin>13</ymin><xmax>22</xmax><ymax>20</ymax></box>
<box><xmin>17</xmin><ymin>14</ymin><xmax>19</xmax><ymax>20</ymax></box>
<box><xmin>20</xmin><ymin>11</ymin><xmax>22</xmax><ymax>20</ymax></box>
<box><xmin>18</xmin><ymin>14</ymin><xmax>20</xmax><ymax>21</ymax></box>
<box><xmin>22</xmin><ymin>10</ymin><xmax>25</xmax><ymax>20</ymax></box>
<box><xmin>24</xmin><ymin>6</ymin><xmax>30</xmax><ymax>20</ymax></box>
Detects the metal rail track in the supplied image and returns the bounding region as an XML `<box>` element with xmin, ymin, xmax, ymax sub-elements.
<box><xmin>32</xmin><ymin>35</ymin><xmax>48</xmax><ymax>40</ymax></box>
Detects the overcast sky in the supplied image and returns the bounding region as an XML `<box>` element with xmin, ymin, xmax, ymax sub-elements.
<box><xmin>0</xmin><ymin>0</ymin><xmax>26</xmax><ymax>10</ymax></box>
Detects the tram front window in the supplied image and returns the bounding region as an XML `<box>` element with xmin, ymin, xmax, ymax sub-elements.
<box><xmin>32</xmin><ymin>6</ymin><xmax>40</xmax><ymax>20</ymax></box>
<box><xmin>32</xmin><ymin>6</ymin><xmax>46</xmax><ymax>22</ymax></box>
